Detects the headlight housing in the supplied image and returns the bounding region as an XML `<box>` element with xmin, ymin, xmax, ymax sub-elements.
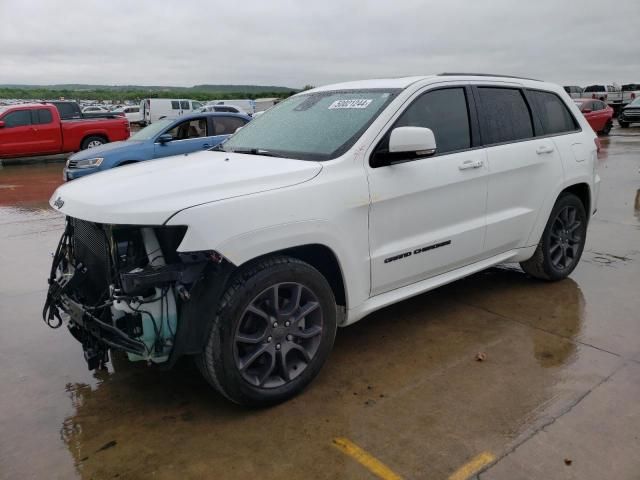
<box><xmin>68</xmin><ymin>157</ymin><xmax>104</xmax><ymax>169</ymax></box>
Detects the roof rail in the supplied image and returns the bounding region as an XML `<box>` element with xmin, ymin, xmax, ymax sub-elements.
<box><xmin>438</xmin><ymin>72</ymin><xmax>542</xmax><ymax>82</ymax></box>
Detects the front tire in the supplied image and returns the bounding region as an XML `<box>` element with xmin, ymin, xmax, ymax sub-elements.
<box><xmin>520</xmin><ymin>193</ymin><xmax>587</xmax><ymax>281</ymax></box>
<box><xmin>198</xmin><ymin>256</ymin><xmax>337</xmax><ymax>407</ymax></box>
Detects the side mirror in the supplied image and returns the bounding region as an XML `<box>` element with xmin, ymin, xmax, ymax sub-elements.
<box><xmin>389</xmin><ymin>126</ymin><xmax>436</xmax><ymax>154</ymax></box>
<box><xmin>157</xmin><ymin>133</ymin><xmax>173</xmax><ymax>144</ymax></box>
<box><xmin>372</xmin><ymin>126</ymin><xmax>437</xmax><ymax>167</ymax></box>
<box><xmin>0</xmin><ymin>121</ymin><xmax>5</xmax><ymax>128</ymax></box>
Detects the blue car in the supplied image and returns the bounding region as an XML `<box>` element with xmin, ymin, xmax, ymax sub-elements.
<box><xmin>64</xmin><ymin>112</ymin><xmax>251</xmax><ymax>180</ymax></box>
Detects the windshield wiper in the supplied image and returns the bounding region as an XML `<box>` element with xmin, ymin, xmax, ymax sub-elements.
<box><xmin>230</xmin><ymin>148</ymin><xmax>281</xmax><ymax>158</ymax></box>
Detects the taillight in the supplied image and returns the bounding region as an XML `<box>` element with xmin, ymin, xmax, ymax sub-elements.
<box><xmin>594</xmin><ymin>137</ymin><xmax>601</xmax><ymax>153</ymax></box>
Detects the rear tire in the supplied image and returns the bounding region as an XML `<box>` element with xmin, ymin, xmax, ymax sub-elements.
<box><xmin>198</xmin><ymin>256</ymin><xmax>337</xmax><ymax>407</ymax></box>
<box><xmin>81</xmin><ymin>136</ymin><xmax>107</xmax><ymax>150</ymax></box>
<box><xmin>520</xmin><ymin>193</ymin><xmax>587</xmax><ymax>281</ymax></box>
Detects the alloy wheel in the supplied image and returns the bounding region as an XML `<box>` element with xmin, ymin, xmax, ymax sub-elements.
<box><xmin>233</xmin><ymin>282</ymin><xmax>324</xmax><ymax>388</ymax></box>
<box><xmin>549</xmin><ymin>205</ymin><xmax>583</xmax><ymax>270</ymax></box>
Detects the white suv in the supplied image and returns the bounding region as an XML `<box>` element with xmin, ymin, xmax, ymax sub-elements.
<box><xmin>45</xmin><ymin>74</ymin><xmax>600</xmax><ymax>406</ymax></box>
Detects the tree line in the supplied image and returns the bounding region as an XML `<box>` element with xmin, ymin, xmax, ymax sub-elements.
<box><xmin>0</xmin><ymin>87</ymin><xmax>296</xmax><ymax>102</ymax></box>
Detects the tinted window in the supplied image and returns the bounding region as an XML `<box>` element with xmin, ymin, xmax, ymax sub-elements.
<box><xmin>171</xmin><ymin>101</ymin><xmax>180</xmax><ymax>110</ymax></box>
<box><xmin>34</xmin><ymin>109</ymin><xmax>53</xmax><ymax>124</ymax></box>
<box><xmin>528</xmin><ymin>90</ymin><xmax>578</xmax><ymax>135</ymax></box>
<box><xmin>214</xmin><ymin>116</ymin><xmax>247</xmax><ymax>135</ymax></box>
<box><xmin>192</xmin><ymin>101</ymin><xmax>203</xmax><ymax>110</ymax></box>
<box><xmin>395</xmin><ymin>88</ymin><xmax>471</xmax><ymax>154</ymax></box>
<box><xmin>477</xmin><ymin>87</ymin><xmax>533</xmax><ymax>144</ymax></box>
<box><xmin>585</xmin><ymin>85</ymin><xmax>605</xmax><ymax>92</ymax></box>
<box><xmin>180</xmin><ymin>101</ymin><xmax>190</xmax><ymax>109</ymax></box>
<box><xmin>55</xmin><ymin>103</ymin><xmax>78</xmax><ymax>119</ymax></box>
<box><xmin>3</xmin><ymin>110</ymin><xmax>32</xmax><ymax>127</ymax></box>
<box><xmin>591</xmin><ymin>101</ymin><xmax>603</xmax><ymax>111</ymax></box>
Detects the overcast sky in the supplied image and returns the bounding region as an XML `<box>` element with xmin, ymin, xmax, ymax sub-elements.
<box><xmin>1</xmin><ymin>0</ymin><xmax>639</xmax><ymax>89</ymax></box>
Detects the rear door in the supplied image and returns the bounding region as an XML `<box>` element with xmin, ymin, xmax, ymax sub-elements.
<box><xmin>0</xmin><ymin>109</ymin><xmax>37</xmax><ymax>157</ymax></box>
<box><xmin>180</xmin><ymin>100</ymin><xmax>191</xmax><ymax>116</ymax></box>
<box><xmin>211</xmin><ymin>115</ymin><xmax>248</xmax><ymax>146</ymax></box>
<box><xmin>476</xmin><ymin>86</ymin><xmax>563</xmax><ymax>255</ymax></box>
<box><xmin>367</xmin><ymin>85</ymin><xmax>489</xmax><ymax>295</ymax></box>
<box><xmin>30</xmin><ymin>108</ymin><xmax>61</xmax><ymax>154</ymax></box>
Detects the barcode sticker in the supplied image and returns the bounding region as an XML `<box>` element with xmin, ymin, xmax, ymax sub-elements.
<box><xmin>328</xmin><ymin>99</ymin><xmax>373</xmax><ymax>109</ymax></box>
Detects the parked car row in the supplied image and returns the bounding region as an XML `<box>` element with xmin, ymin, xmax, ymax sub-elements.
<box><xmin>564</xmin><ymin>83</ymin><xmax>640</xmax><ymax>113</ymax></box>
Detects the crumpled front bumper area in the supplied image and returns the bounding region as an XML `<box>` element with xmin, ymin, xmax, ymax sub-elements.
<box><xmin>43</xmin><ymin>217</ymin><xmax>215</xmax><ymax>370</ymax></box>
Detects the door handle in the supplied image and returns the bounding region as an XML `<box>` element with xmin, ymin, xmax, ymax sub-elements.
<box><xmin>458</xmin><ymin>159</ymin><xmax>484</xmax><ymax>170</ymax></box>
<box><xmin>536</xmin><ymin>145</ymin><xmax>555</xmax><ymax>154</ymax></box>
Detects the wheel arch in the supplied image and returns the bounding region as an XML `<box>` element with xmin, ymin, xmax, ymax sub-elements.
<box><xmin>561</xmin><ymin>182</ymin><xmax>591</xmax><ymax>218</ymax></box>
<box><xmin>80</xmin><ymin>133</ymin><xmax>109</xmax><ymax>149</ymax></box>
<box><xmin>236</xmin><ymin>243</ymin><xmax>347</xmax><ymax>310</ymax></box>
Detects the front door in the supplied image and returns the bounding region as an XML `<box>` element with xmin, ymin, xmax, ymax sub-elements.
<box><xmin>153</xmin><ymin>117</ymin><xmax>217</xmax><ymax>157</ymax></box>
<box><xmin>367</xmin><ymin>86</ymin><xmax>489</xmax><ymax>295</ymax></box>
<box><xmin>0</xmin><ymin>109</ymin><xmax>37</xmax><ymax>157</ymax></box>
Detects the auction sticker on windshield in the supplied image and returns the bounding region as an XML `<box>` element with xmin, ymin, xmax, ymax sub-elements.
<box><xmin>328</xmin><ymin>99</ymin><xmax>373</xmax><ymax>109</ymax></box>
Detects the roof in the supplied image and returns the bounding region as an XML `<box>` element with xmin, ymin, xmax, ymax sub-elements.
<box><xmin>310</xmin><ymin>76</ymin><xmax>433</xmax><ymax>92</ymax></box>
<box><xmin>308</xmin><ymin>73</ymin><xmax>547</xmax><ymax>94</ymax></box>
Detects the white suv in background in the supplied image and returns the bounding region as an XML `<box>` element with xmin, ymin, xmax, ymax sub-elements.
<box><xmin>45</xmin><ymin>74</ymin><xmax>599</xmax><ymax>406</ymax></box>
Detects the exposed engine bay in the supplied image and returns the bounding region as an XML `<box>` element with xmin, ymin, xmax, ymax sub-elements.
<box><xmin>43</xmin><ymin>217</ymin><xmax>225</xmax><ymax>370</ymax></box>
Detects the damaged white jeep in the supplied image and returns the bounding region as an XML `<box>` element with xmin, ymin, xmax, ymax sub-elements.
<box><xmin>45</xmin><ymin>74</ymin><xmax>599</xmax><ymax>406</ymax></box>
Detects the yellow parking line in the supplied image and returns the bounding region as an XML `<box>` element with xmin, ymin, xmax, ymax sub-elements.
<box><xmin>448</xmin><ymin>452</ymin><xmax>496</xmax><ymax>480</ymax></box>
<box><xmin>332</xmin><ymin>437</ymin><xmax>403</xmax><ymax>480</ymax></box>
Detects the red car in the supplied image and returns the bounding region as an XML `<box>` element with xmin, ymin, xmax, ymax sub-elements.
<box><xmin>0</xmin><ymin>103</ymin><xmax>130</xmax><ymax>159</ymax></box>
<box><xmin>574</xmin><ymin>99</ymin><xmax>614</xmax><ymax>135</ymax></box>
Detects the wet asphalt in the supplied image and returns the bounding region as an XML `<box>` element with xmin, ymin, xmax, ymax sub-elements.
<box><xmin>0</xmin><ymin>129</ymin><xmax>639</xmax><ymax>480</ymax></box>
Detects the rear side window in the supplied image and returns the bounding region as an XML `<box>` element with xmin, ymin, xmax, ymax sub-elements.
<box><xmin>213</xmin><ymin>116</ymin><xmax>247</xmax><ymax>135</ymax></box>
<box><xmin>395</xmin><ymin>87</ymin><xmax>471</xmax><ymax>154</ymax></box>
<box><xmin>55</xmin><ymin>103</ymin><xmax>77</xmax><ymax>119</ymax></box>
<box><xmin>477</xmin><ymin>87</ymin><xmax>533</xmax><ymax>144</ymax></box>
<box><xmin>591</xmin><ymin>101</ymin><xmax>604</xmax><ymax>111</ymax></box>
<box><xmin>3</xmin><ymin>110</ymin><xmax>32</xmax><ymax>127</ymax></box>
<box><xmin>528</xmin><ymin>90</ymin><xmax>578</xmax><ymax>135</ymax></box>
<box><xmin>180</xmin><ymin>101</ymin><xmax>190</xmax><ymax>110</ymax></box>
<box><xmin>171</xmin><ymin>101</ymin><xmax>180</xmax><ymax>110</ymax></box>
<box><xmin>33</xmin><ymin>109</ymin><xmax>53</xmax><ymax>124</ymax></box>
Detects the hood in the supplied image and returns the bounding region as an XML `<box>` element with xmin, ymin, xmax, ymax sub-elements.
<box><xmin>68</xmin><ymin>140</ymin><xmax>141</xmax><ymax>160</ymax></box>
<box><xmin>50</xmin><ymin>150</ymin><xmax>322</xmax><ymax>225</ymax></box>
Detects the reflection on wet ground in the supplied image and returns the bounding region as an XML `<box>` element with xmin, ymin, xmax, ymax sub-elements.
<box><xmin>1</xmin><ymin>132</ymin><xmax>639</xmax><ymax>479</ymax></box>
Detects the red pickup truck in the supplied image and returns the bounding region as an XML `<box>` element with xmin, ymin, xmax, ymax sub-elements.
<box><xmin>0</xmin><ymin>103</ymin><xmax>130</xmax><ymax>159</ymax></box>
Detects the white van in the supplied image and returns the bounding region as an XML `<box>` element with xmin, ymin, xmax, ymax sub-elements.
<box><xmin>207</xmin><ymin>99</ymin><xmax>256</xmax><ymax>115</ymax></box>
<box><xmin>139</xmin><ymin>98</ymin><xmax>205</xmax><ymax>124</ymax></box>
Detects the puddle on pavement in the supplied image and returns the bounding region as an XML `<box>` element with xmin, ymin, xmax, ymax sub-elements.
<box><xmin>0</xmin><ymin>162</ymin><xmax>64</xmax><ymax>211</ymax></box>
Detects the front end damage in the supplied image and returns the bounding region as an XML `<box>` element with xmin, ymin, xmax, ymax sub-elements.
<box><xmin>43</xmin><ymin>217</ymin><xmax>230</xmax><ymax>370</ymax></box>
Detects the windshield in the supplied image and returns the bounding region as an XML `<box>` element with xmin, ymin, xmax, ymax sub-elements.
<box><xmin>128</xmin><ymin>119</ymin><xmax>174</xmax><ymax>141</ymax></box>
<box><xmin>220</xmin><ymin>89</ymin><xmax>399</xmax><ymax>160</ymax></box>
